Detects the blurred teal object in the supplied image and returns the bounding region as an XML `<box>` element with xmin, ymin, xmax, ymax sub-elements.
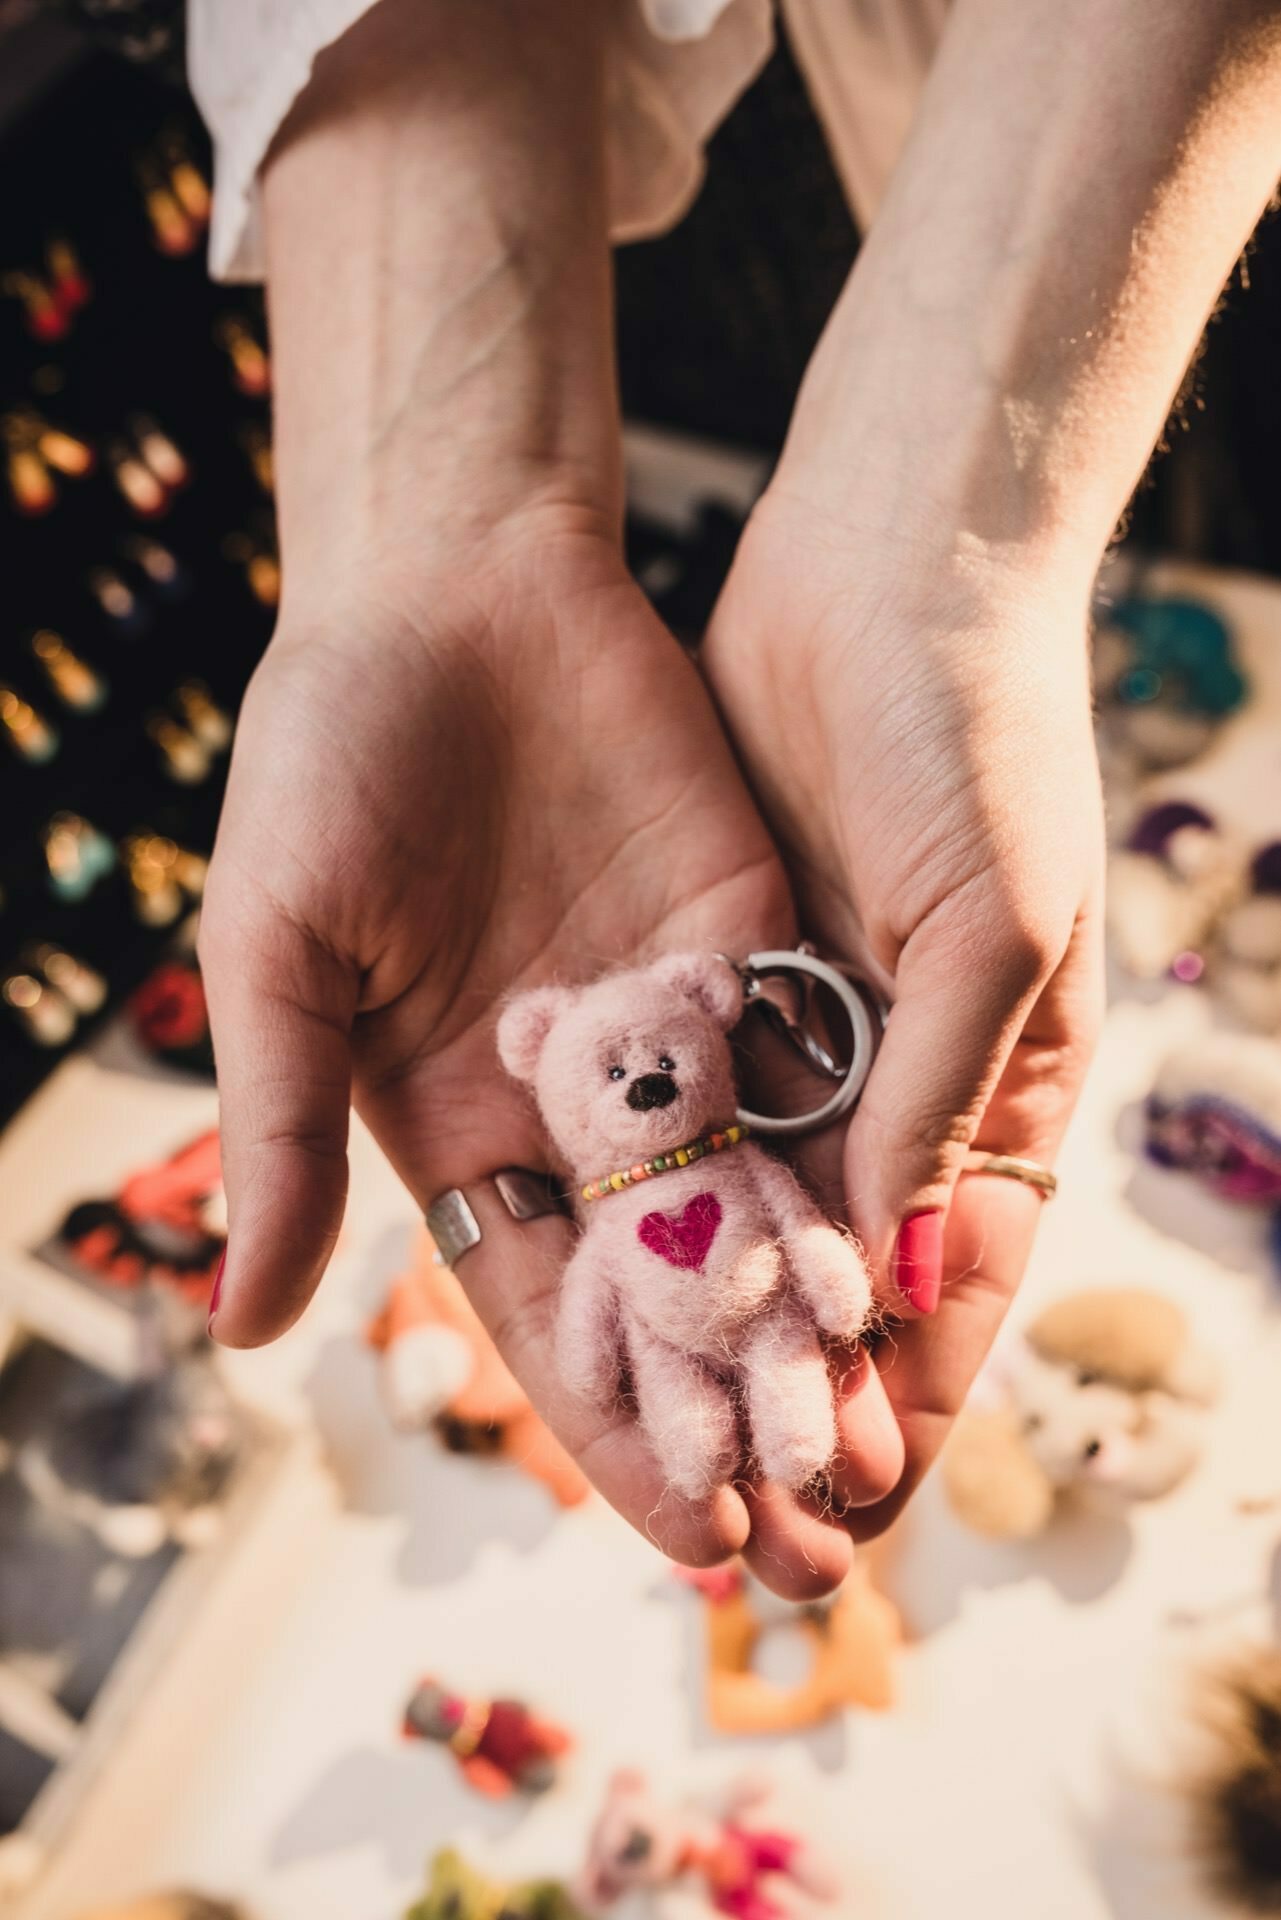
<box><xmin>1108</xmin><ymin>595</ymin><xmax>1248</xmax><ymax>717</ymax></box>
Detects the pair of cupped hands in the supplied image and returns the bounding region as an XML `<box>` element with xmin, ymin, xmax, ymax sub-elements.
<box><xmin>200</xmin><ymin>466</ymin><xmax>1104</xmax><ymax>1599</ymax></box>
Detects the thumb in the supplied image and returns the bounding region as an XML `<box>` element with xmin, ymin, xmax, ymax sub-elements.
<box><xmin>844</xmin><ymin>911</ymin><xmax>1053</xmax><ymax>1317</ymax></box>
<box><xmin>198</xmin><ymin>899</ymin><xmax>357</xmax><ymax>1347</ymax></box>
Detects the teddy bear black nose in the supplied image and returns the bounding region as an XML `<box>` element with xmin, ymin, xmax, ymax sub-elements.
<box><xmin>626</xmin><ymin>1071</ymin><xmax>678</xmax><ymax>1112</ymax></box>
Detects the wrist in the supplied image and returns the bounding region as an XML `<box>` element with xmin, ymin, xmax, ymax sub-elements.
<box><xmin>261</xmin><ymin>0</ymin><xmax>623</xmax><ymax>592</ymax></box>
<box><xmin>752</xmin><ymin>436</ymin><xmax>1098</xmax><ymax>656</ymax></box>
<box><xmin>266</xmin><ymin>491</ymin><xmax>634</xmax><ymax>672</ymax></box>
<box><xmin>773</xmin><ymin>0</ymin><xmax>1281</xmax><ymax>605</ymax></box>
<box><xmin>771</xmin><ymin>300</ymin><xmax>1108</xmax><ymax>610</ymax></box>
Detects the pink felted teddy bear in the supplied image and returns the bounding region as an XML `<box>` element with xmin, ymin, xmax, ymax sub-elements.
<box><xmin>497</xmin><ymin>954</ymin><xmax>873</xmax><ymax>1498</ymax></box>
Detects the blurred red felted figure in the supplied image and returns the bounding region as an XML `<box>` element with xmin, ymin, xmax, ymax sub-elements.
<box><xmin>402</xmin><ymin>1677</ymin><xmax>572</xmax><ymax>1797</ymax></box>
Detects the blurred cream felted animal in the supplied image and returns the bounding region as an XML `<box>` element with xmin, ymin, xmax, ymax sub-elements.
<box><xmin>944</xmin><ymin>1289</ymin><xmax>1218</xmax><ymax>1539</ymax></box>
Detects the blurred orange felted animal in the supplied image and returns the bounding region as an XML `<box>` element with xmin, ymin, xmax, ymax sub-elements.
<box><xmin>366</xmin><ymin>1231</ymin><xmax>589</xmax><ymax>1508</ymax></box>
<box><xmin>680</xmin><ymin>1557</ymin><xmax>901</xmax><ymax>1733</ymax></box>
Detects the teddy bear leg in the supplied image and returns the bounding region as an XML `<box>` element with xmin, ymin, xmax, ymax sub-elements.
<box><xmin>742</xmin><ymin>1300</ymin><xmax>835</xmax><ymax>1490</ymax></box>
<box><xmin>627</xmin><ymin>1320</ymin><xmax>739</xmax><ymax>1500</ymax></box>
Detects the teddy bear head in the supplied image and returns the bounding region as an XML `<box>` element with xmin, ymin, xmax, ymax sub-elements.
<box><xmin>578</xmin><ymin>1768</ymin><xmax>688</xmax><ymax>1908</ymax></box>
<box><xmin>497</xmin><ymin>954</ymin><xmax>744</xmax><ymax>1175</ymax></box>
<box><xmin>943</xmin><ymin>1288</ymin><xmax>1218</xmax><ymax>1539</ymax></box>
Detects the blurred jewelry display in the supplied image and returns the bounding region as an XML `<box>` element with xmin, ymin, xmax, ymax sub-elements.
<box><xmin>0</xmin><ymin>85</ymin><xmax>276</xmax><ymax>1127</ymax></box>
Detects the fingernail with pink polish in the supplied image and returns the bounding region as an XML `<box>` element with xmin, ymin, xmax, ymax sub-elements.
<box><xmin>208</xmin><ymin>1250</ymin><xmax>225</xmax><ymax>1333</ymax></box>
<box><xmin>892</xmin><ymin>1210</ymin><xmax>943</xmax><ymax>1315</ymax></box>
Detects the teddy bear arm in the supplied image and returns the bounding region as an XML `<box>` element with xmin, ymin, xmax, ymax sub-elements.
<box><xmin>747</xmin><ymin>1152</ymin><xmax>872</xmax><ymax>1339</ymax></box>
<box><xmin>554</xmin><ymin>1241</ymin><xmax>621</xmax><ymax>1411</ymax></box>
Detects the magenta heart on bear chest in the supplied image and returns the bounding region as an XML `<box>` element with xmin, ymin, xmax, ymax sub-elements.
<box><xmin>637</xmin><ymin>1191</ymin><xmax>722</xmax><ymax>1271</ymax></box>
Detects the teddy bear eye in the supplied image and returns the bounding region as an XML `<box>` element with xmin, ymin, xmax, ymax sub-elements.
<box><xmin>657</xmin><ymin>1055</ymin><xmax>675</xmax><ymax>1072</ymax></box>
<box><xmin>1077</xmin><ymin>1368</ymin><xmax>1099</xmax><ymax>1388</ymax></box>
<box><xmin>608</xmin><ymin>1064</ymin><xmax>626</xmax><ymax>1081</ymax></box>
<box><xmin>1023</xmin><ymin>1413</ymin><xmax>1043</xmax><ymax>1435</ymax></box>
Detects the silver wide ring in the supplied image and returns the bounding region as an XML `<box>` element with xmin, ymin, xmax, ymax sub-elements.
<box><xmin>425</xmin><ymin>1169</ymin><xmax>561</xmax><ymax>1268</ymax></box>
<box><xmin>730</xmin><ymin>947</ymin><xmax>884</xmax><ymax>1138</ymax></box>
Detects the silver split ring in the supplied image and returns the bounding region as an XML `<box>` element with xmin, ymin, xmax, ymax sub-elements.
<box><xmin>728</xmin><ymin>946</ymin><xmax>884</xmax><ymax>1139</ymax></box>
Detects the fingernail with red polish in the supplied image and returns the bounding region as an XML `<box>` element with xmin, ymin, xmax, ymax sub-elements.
<box><xmin>208</xmin><ymin>1250</ymin><xmax>225</xmax><ymax>1333</ymax></box>
<box><xmin>892</xmin><ymin>1210</ymin><xmax>943</xmax><ymax>1315</ymax></box>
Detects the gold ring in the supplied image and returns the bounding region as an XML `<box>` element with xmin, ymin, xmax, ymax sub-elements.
<box><xmin>962</xmin><ymin>1152</ymin><xmax>1058</xmax><ymax>1199</ymax></box>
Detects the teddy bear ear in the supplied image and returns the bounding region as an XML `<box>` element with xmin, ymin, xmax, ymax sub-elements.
<box><xmin>942</xmin><ymin>1409</ymin><xmax>1055</xmax><ymax>1539</ymax></box>
<box><xmin>496</xmin><ymin>986</ymin><xmax>572</xmax><ymax>1084</ymax></box>
<box><xmin>650</xmin><ymin>952</ymin><xmax>743</xmax><ymax>1031</ymax></box>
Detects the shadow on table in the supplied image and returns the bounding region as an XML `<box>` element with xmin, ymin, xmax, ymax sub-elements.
<box><xmin>269</xmin><ymin>1741</ymin><xmax>529</xmax><ymax>1877</ymax></box>
<box><xmin>891</xmin><ymin>1480</ymin><xmax>1135</xmax><ymax>1638</ymax></box>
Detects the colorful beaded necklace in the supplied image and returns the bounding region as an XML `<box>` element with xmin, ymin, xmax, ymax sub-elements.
<box><xmin>580</xmin><ymin>1123</ymin><xmax>750</xmax><ymax>1203</ymax></box>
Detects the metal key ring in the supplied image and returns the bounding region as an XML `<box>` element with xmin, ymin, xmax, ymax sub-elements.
<box><xmin>727</xmin><ymin>947</ymin><xmax>885</xmax><ymax>1138</ymax></box>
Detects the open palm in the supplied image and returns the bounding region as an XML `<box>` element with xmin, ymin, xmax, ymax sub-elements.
<box><xmin>202</xmin><ymin>526</ymin><xmax>899</xmax><ymax>1593</ymax></box>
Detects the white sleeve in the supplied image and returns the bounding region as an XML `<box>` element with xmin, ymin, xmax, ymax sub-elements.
<box><xmin>187</xmin><ymin>0</ymin><xmax>775</xmax><ymax>283</ymax></box>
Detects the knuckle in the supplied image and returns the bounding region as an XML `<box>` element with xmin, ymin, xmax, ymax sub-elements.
<box><xmin>248</xmin><ymin>1123</ymin><xmax>348</xmax><ymax>1165</ymax></box>
<box><xmin>891</xmin><ymin>1101</ymin><xmax>978</xmax><ymax>1169</ymax></box>
<box><xmin>989</xmin><ymin>918</ymin><xmax>1061</xmax><ymax>997</ymax></box>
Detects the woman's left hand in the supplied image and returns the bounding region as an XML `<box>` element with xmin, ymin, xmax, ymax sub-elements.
<box><xmin>703</xmin><ymin>484</ymin><xmax>1106</xmax><ymax>1539</ymax></box>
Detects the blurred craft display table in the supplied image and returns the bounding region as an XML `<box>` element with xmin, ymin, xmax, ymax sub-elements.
<box><xmin>3</xmin><ymin>567</ymin><xmax>1281</xmax><ymax>1918</ymax></box>
<box><xmin>1</xmin><ymin>937</ymin><xmax>1279</xmax><ymax>1918</ymax></box>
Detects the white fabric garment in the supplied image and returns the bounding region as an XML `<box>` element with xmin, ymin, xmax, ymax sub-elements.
<box><xmin>187</xmin><ymin>0</ymin><xmax>948</xmax><ymax>283</ymax></box>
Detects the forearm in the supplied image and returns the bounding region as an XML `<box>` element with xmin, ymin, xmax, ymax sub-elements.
<box><xmin>782</xmin><ymin>0</ymin><xmax>1281</xmax><ymax>591</ymax></box>
<box><xmin>260</xmin><ymin>0</ymin><xmax>621</xmax><ymax>608</ymax></box>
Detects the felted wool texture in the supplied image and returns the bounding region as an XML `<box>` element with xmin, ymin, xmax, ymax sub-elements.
<box><xmin>497</xmin><ymin>953</ymin><xmax>873</xmax><ymax>1498</ymax></box>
